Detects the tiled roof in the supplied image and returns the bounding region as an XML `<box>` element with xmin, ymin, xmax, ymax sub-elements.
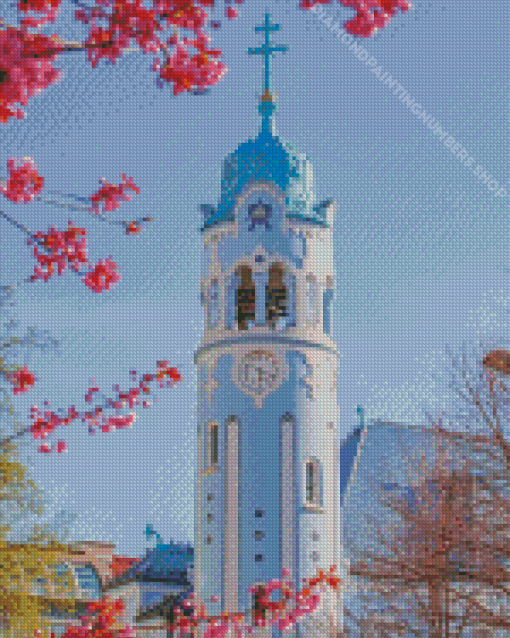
<box><xmin>106</xmin><ymin>541</ymin><xmax>193</xmax><ymax>589</ymax></box>
<box><xmin>134</xmin><ymin>583</ymin><xmax>195</xmax><ymax>623</ymax></box>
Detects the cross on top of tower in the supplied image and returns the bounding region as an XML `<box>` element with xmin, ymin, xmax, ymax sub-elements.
<box><xmin>248</xmin><ymin>13</ymin><xmax>288</xmax><ymax>107</ymax></box>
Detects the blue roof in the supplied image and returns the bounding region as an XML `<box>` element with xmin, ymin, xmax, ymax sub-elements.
<box><xmin>200</xmin><ymin>14</ymin><xmax>328</xmax><ymax>232</ymax></box>
<box><xmin>199</xmin><ymin>89</ymin><xmax>331</xmax><ymax>232</ymax></box>
<box><xmin>339</xmin><ymin>426</ymin><xmax>364</xmax><ymax>507</ymax></box>
<box><xmin>201</xmin><ymin>125</ymin><xmax>329</xmax><ymax>232</ymax></box>
<box><xmin>112</xmin><ymin>541</ymin><xmax>193</xmax><ymax>587</ymax></box>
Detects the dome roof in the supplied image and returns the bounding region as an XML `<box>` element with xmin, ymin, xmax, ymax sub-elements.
<box><xmin>201</xmin><ymin>99</ymin><xmax>328</xmax><ymax>231</ymax></box>
<box><xmin>200</xmin><ymin>14</ymin><xmax>330</xmax><ymax>231</ymax></box>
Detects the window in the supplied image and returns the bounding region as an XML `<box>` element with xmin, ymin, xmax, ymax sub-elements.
<box><xmin>312</xmin><ymin>531</ymin><xmax>320</xmax><ymax>542</ymax></box>
<box><xmin>255</xmin><ymin>554</ymin><xmax>263</xmax><ymax>562</ymax></box>
<box><xmin>323</xmin><ymin>284</ymin><xmax>334</xmax><ymax>335</ymax></box>
<box><xmin>305</xmin><ymin>458</ymin><xmax>323</xmax><ymax>507</ymax></box>
<box><xmin>235</xmin><ymin>266</ymin><xmax>255</xmax><ymax>330</ymax></box>
<box><xmin>207</xmin><ymin>513</ymin><xmax>213</xmax><ymax>523</ymax></box>
<box><xmin>251</xmin><ymin>583</ymin><xmax>267</xmax><ymax>626</ymax></box>
<box><xmin>247</xmin><ymin>198</ymin><xmax>273</xmax><ymax>230</ymax></box>
<box><xmin>266</xmin><ymin>263</ymin><xmax>287</xmax><ymax>330</ymax></box>
<box><xmin>34</xmin><ymin>576</ymin><xmax>48</xmax><ymax>596</ymax></box>
<box><xmin>255</xmin><ymin>509</ymin><xmax>264</xmax><ymax>518</ymax></box>
<box><xmin>311</xmin><ymin>551</ymin><xmax>320</xmax><ymax>562</ymax></box>
<box><xmin>206</xmin><ymin>536</ymin><xmax>212</xmax><ymax>545</ymax></box>
<box><xmin>306</xmin><ymin>462</ymin><xmax>314</xmax><ymax>502</ymax></box>
<box><xmin>207</xmin><ymin>422</ymin><xmax>219</xmax><ymax>467</ymax></box>
<box><xmin>74</xmin><ymin>566</ymin><xmax>101</xmax><ymax>599</ymax></box>
<box><xmin>254</xmin><ymin>531</ymin><xmax>265</xmax><ymax>540</ymax></box>
<box><xmin>207</xmin><ymin>493</ymin><xmax>214</xmax><ymax>501</ymax></box>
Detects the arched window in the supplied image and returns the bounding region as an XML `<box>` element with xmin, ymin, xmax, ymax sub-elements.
<box><xmin>206</xmin><ymin>279</ymin><xmax>219</xmax><ymax>329</ymax></box>
<box><xmin>306</xmin><ymin>274</ymin><xmax>319</xmax><ymax>325</ymax></box>
<box><xmin>266</xmin><ymin>263</ymin><xmax>287</xmax><ymax>330</ymax></box>
<box><xmin>305</xmin><ymin>457</ymin><xmax>322</xmax><ymax>507</ymax></box>
<box><xmin>235</xmin><ymin>266</ymin><xmax>255</xmax><ymax>330</ymax></box>
<box><xmin>207</xmin><ymin>422</ymin><xmax>219</xmax><ymax>467</ymax></box>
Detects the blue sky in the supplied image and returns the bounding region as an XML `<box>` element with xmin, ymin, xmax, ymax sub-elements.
<box><xmin>0</xmin><ymin>0</ymin><xmax>508</xmax><ymax>557</ymax></box>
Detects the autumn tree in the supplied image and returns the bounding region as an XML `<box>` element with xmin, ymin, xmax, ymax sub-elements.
<box><xmin>344</xmin><ymin>342</ymin><xmax>510</xmax><ymax>637</ymax></box>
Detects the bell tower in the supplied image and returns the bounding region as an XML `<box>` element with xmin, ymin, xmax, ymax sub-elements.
<box><xmin>194</xmin><ymin>14</ymin><xmax>341</xmax><ymax>637</ymax></box>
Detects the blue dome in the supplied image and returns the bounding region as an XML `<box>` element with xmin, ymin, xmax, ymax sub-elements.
<box><xmin>201</xmin><ymin>96</ymin><xmax>329</xmax><ymax>231</ymax></box>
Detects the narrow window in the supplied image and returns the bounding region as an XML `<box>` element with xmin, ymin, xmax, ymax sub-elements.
<box><xmin>266</xmin><ymin>263</ymin><xmax>287</xmax><ymax>330</ymax></box>
<box><xmin>206</xmin><ymin>536</ymin><xmax>212</xmax><ymax>545</ymax></box>
<box><xmin>305</xmin><ymin>458</ymin><xmax>322</xmax><ymax>506</ymax></box>
<box><xmin>251</xmin><ymin>583</ymin><xmax>267</xmax><ymax>626</ymax></box>
<box><xmin>323</xmin><ymin>288</ymin><xmax>334</xmax><ymax>335</ymax></box>
<box><xmin>235</xmin><ymin>266</ymin><xmax>255</xmax><ymax>330</ymax></box>
<box><xmin>209</xmin><ymin>422</ymin><xmax>219</xmax><ymax>466</ymax></box>
<box><xmin>306</xmin><ymin>461</ymin><xmax>315</xmax><ymax>503</ymax></box>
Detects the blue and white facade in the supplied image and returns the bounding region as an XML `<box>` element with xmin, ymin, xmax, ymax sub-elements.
<box><xmin>194</xmin><ymin>14</ymin><xmax>341</xmax><ymax>638</ymax></box>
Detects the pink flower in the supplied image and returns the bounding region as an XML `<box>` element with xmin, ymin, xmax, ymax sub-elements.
<box><xmin>89</xmin><ymin>174</ymin><xmax>140</xmax><ymax>214</ymax></box>
<box><xmin>82</xmin><ymin>257</ymin><xmax>120</xmax><ymax>293</ymax></box>
<box><xmin>29</xmin><ymin>224</ymin><xmax>89</xmax><ymax>283</ymax></box>
<box><xmin>7</xmin><ymin>365</ymin><xmax>36</xmax><ymax>394</ymax></box>
<box><xmin>56</xmin><ymin>440</ymin><xmax>68</xmax><ymax>453</ymax></box>
<box><xmin>1</xmin><ymin>157</ymin><xmax>44</xmax><ymax>203</ymax></box>
<box><xmin>17</xmin><ymin>0</ymin><xmax>61</xmax><ymax>28</ymax></box>
<box><xmin>0</xmin><ymin>28</ymin><xmax>62</xmax><ymax>123</ymax></box>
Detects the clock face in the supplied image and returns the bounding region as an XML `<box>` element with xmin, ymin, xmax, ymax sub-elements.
<box><xmin>240</xmin><ymin>351</ymin><xmax>279</xmax><ymax>393</ymax></box>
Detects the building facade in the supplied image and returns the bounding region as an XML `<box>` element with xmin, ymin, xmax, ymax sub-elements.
<box><xmin>193</xmin><ymin>14</ymin><xmax>341</xmax><ymax>638</ymax></box>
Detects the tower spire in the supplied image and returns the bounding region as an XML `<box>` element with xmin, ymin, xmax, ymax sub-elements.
<box><xmin>247</xmin><ymin>13</ymin><xmax>288</xmax><ymax>134</ymax></box>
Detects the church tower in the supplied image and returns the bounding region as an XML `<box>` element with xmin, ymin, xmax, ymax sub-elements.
<box><xmin>194</xmin><ymin>14</ymin><xmax>341</xmax><ymax>637</ymax></box>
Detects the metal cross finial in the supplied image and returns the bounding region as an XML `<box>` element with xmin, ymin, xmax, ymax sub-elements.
<box><xmin>247</xmin><ymin>13</ymin><xmax>287</xmax><ymax>96</ymax></box>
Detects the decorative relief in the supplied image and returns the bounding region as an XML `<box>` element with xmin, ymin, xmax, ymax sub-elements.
<box><xmin>202</xmin><ymin>356</ymin><xmax>221</xmax><ymax>402</ymax></box>
<box><xmin>301</xmin><ymin>360</ymin><xmax>315</xmax><ymax>401</ymax></box>
<box><xmin>231</xmin><ymin>347</ymin><xmax>288</xmax><ymax>409</ymax></box>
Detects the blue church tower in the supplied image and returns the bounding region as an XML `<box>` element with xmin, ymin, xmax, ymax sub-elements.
<box><xmin>194</xmin><ymin>14</ymin><xmax>341</xmax><ymax>637</ymax></box>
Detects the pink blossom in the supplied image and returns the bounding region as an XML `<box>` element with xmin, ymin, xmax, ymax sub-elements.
<box><xmin>0</xmin><ymin>28</ymin><xmax>62</xmax><ymax>123</ymax></box>
<box><xmin>1</xmin><ymin>157</ymin><xmax>44</xmax><ymax>203</ymax></box>
<box><xmin>82</xmin><ymin>258</ymin><xmax>120</xmax><ymax>293</ymax></box>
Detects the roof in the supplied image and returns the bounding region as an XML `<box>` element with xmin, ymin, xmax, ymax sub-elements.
<box><xmin>339</xmin><ymin>425</ymin><xmax>364</xmax><ymax>507</ymax></box>
<box><xmin>105</xmin><ymin>541</ymin><xmax>194</xmax><ymax>590</ymax></box>
<box><xmin>134</xmin><ymin>583</ymin><xmax>195</xmax><ymax>623</ymax></box>
<box><xmin>199</xmin><ymin>88</ymin><xmax>332</xmax><ymax>232</ymax></box>
<box><xmin>109</xmin><ymin>555</ymin><xmax>141</xmax><ymax>579</ymax></box>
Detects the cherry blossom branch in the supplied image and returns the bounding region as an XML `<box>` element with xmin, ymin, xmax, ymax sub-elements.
<box><xmin>0</xmin><ymin>361</ymin><xmax>181</xmax><ymax>453</ymax></box>
<box><xmin>0</xmin><ymin>1</ymin><xmax>410</xmax><ymax>122</ymax></box>
<box><xmin>167</xmin><ymin>567</ymin><xmax>341</xmax><ymax>636</ymax></box>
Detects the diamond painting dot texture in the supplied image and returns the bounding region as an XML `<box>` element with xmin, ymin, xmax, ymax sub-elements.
<box><xmin>0</xmin><ymin>0</ymin><xmax>508</xmax><ymax>636</ymax></box>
